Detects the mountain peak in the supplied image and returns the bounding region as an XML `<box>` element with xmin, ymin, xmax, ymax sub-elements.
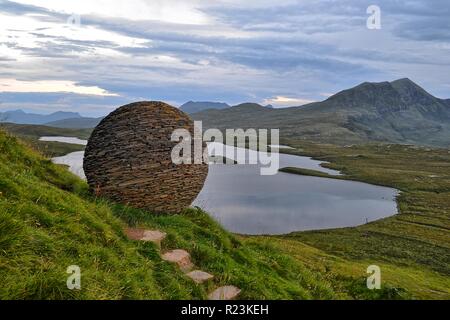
<box><xmin>390</xmin><ymin>78</ymin><xmax>435</xmax><ymax>103</ymax></box>
<box><xmin>50</xmin><ymin>111</ymin><xmax>82</xmax><ymax>117</ymax></box>
<box><xmin>353</xmin><ymin>78</ymin><xmax>420</xmax><ymax>91</ymax></box>
<box><xmin>329</xmin><ymin>78</ymin><xmax>435</xmax><ymax>103</ymax></box>
<box><xmin>233</xmin><ymin>103</ymin><xmax>267</xmax><ymax>110</ymax></box>
<box><xmin>327</xmin><ymin>80</ymin><xmax>394</xmax><ymax>104</ymax></box>
<box><xmin>362</xmin><ymin>80</ymin><xmax>390</xmax><ymax>85</ymax></box>
<box><xmin>192</xmin><ymin>79</ymin><xmax>450</xmax><ymax>147</ymax></box>
<box><xmin>390</xmin><ymin>78</ymin><xmax>424</xmax><ymax>91</ymax></box>
<box><xmin>391</xmin><ymin>77</ymin><xmax>415</xmax><ymax>85</ymax></box>
<box><xmin>7</xmin><ymin>109</ymin><xmax>26</xmax><ymax>114</ymax></box>
<box><xmin>317</xmin><ymin>78</ymin><xmax>442</xmax><ymax>116</ymax></box>
<box><xmin>181</xmin><ymin>101</ymin><xmax>230</xmax><ymax>114</ymax></box>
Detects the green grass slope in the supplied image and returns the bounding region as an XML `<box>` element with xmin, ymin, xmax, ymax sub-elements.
<box><xmin>274</xmin><ymin>139</ymin><xmax>450</xmax><ymax>299</ymax></box>
<box><xmin>45</xmin><ymin>117</ymin><xmax>103</xmax><ymax>129</ymax></box>
<box><xmin>0</xmin><ymin>123</ymin><xmax>91</xmax><ymax>157</ymax></box>
<box><xmin>2</xmin><ymin>129</ymin><xmax>447</xmax><ymax>300</ymax></box>
<box><xmin>0</xmin><ymin>130</ymin><xmax>337</xmax><ymax>300</ymax></box>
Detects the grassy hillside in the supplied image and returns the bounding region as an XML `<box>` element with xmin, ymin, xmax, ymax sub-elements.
<box><xmin>273</xmin><ymin>139</ymin><xmax>450</xmax><ymax>299</ymax></box>
<box><xmin>0</xmin><ymin>130</ymin><xmax>339</xmax><ymax>299</ymax></box>
<box><xmin>45</xmin><ymin>117</ymin><xmax>103</xmax><ymax>129</ymax></box>
<box><xmin>0</xmin><ymin>123</ymin><xmax>92</xmax><ymax>139</ymax></box>
<box><xmin>1</xmin><ymin>129</ymin><xmax>448</xmax><ymax>299</ymax></box>
<box><xmin>0</xmin><ymin>123</ymin><xmax>91</xmax><ymax>157</ymax></box>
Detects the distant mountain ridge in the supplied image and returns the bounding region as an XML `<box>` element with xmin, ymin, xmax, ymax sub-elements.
<box><xmin>4</xmin><ymin>79</ymin><xmax>450</xmax><ymax>147</ymax></box>
<box><xmin>0</xmin><ymin>110</ymin><xmax>81</xmax><ymax>125</ymax></box>
<box><xmin>0</xmin><ymin>101</ymin><xmax>271</xmax><ymax>128</ymax></box>
<box><xmin>180</xmin><ymin>101</ymin><xmax>230</xmax><ymax>114</ymax></box>
<box><xmin>45</xmin><ymin>117</ymin><xmax>104</xmax><ymax>129</ymax></box>
<box><xmin>192</xmin><ymin>79</ymin><xmax>450</xmax><ymax>147</ymax></box>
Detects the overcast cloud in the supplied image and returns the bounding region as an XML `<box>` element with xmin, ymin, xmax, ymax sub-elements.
<box><xmin>0</xmin><ymin>0</ymin><xmax>449</xmax><ymax>116</ymax></box>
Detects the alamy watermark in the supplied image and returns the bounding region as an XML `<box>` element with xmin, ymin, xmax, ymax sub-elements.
<box><xmin>67</xmin><ymin>265</ymin><xmax>81</xmax><ymax>290</ymax></box>
<box><xmin>171</xmin><ymin>121</ymin><xmax>280</xmax><ymax>175</ymax></box>
<box><xmin>367</xmin><ymin>265</ymin><xmax>381</xmax><ymax>289</ymax></box>
<box><xmin>67</xmin><ymin>14</ymin><xmax>81</xmax><ymax>28</ymax></box>
<box><xmin>367</xmin><ymin>5</ymin><xmax>381</xmax><ymax>30</ymax></box>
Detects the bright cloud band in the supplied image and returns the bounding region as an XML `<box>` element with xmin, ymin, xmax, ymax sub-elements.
<box><xmin>0</xmin><ymin>79</ymin><xmax>119</xmax><ymax>96</ymax></box>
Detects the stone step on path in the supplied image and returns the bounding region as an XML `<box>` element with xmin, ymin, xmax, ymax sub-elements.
<box><xmin>124</xmin><ymin>227</ymin><xmax>240</xmax><ymax>299</ymax></box>
<box><xmin>161</xmin><ymin>249</ymin><xmax>194</xmax><ymax>272</ymax></box>
<box><xmin>125</xmin><ymin>228</ymin><xmax>167</xmax><ymax>248</ymax></box>
<box><xmin>186</xmin><ymin>270</ymin><xmax>214</xmax><ymax>284</ymax></box>
<box><xmin>208</xmin><ymin>286</ymin><xmax>241</xmax><ymax>300</ymax></box>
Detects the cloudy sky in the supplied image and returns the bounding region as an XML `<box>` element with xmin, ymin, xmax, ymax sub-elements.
<box><xmin>0</xmin><ymin>0</ymin><xmax>449</xmax><ymax>116</ymax></box>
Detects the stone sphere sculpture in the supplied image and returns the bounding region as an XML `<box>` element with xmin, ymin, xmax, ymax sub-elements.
<box><xmin>83</xmin><ymin>101</ymin><xmax>208</xmax><ymax>214</ymax></box>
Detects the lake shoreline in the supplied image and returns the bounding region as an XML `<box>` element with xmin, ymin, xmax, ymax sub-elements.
<box><xmin>279</xmin><ymin>166</ymin><xmax>404</xmax><ymax>190</ymax></box>
<box><xmin>41</xmin><ymin>136</ymin><xmax>399</xmax><ymax>235</ymax></box>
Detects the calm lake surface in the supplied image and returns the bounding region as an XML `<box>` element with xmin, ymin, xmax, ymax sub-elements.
<box><xmin>43</xmin><ymin>137</ymin><xmax>399</xmax><ymax>235</ymax></box>
<box><xmin>39</xmin><ymin>136</ymin><xmax>87</xmax><ymax>145</ymax></box>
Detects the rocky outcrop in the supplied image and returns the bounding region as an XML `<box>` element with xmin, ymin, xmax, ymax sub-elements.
<box><xmin>83</xmin><ymin>101</ymin><xmax>208</xmax><ymax>214</ymax></box>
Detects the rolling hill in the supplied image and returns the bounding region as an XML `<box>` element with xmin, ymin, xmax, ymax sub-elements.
<box><xmin>0</xmin><ymin>123</ymin><xmax>92</xmax><ymax>157</ymax></box>
<box><xmin>0</xmin><ymin>110</ymin><xmax>81</xmax><ymax>125</ymax></box>
<box><xmin>45</xmin><ymin>117</ymin><xmax>104</xmax><ymax>129</ymax></box>
<box><xmin>0</xmin><ymin>122</ymin><xmax>92</xmax><ymax>140</ymax></box>
<box><xmin>192</xmin><ymin>79</ymin><xmax>450</xmax><ymax>147</ymax></box>
<box><xmin>179</xmin><ymin>101</ymin><xmax>231</xmax><ymax>114</ymax></box>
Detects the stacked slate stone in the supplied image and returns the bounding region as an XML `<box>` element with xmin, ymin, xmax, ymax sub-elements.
<box><xmin>83</xmin><ymin>101</ymin><xmax>208</xmax><ymax>214</ymax></box>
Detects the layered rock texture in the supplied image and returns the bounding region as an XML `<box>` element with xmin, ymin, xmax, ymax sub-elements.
<box><xmin>83</xmin><ymin>101</ymin><xmax>208</xmax><ymax>214</ymax></box>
